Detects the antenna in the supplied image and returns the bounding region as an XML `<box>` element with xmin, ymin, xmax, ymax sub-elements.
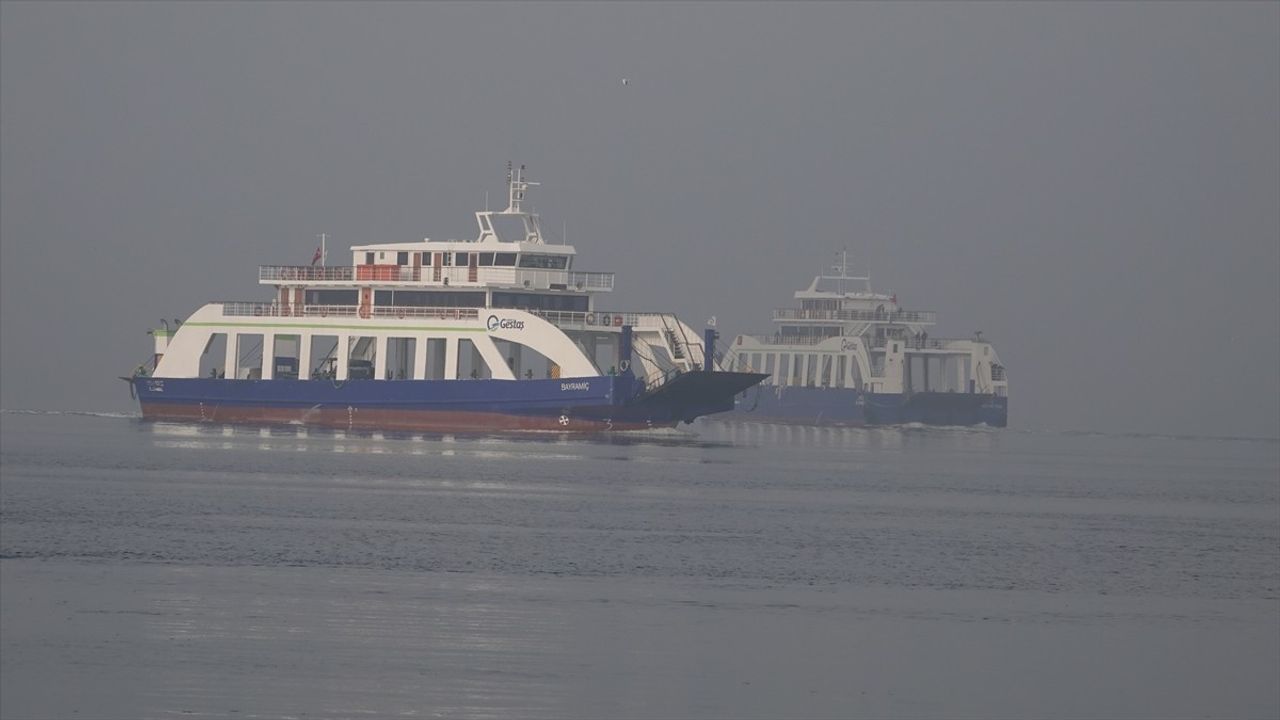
<box><xmin>505</xmin><ymin>163</ymin><xmax>539</xmax><ymax>214</ymax></box>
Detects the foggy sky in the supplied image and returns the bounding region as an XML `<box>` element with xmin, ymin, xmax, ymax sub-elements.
<box><xmin>2</xmin><ymin>1</ymin><xmax>1277</xmax><ymax>437</ymax></box>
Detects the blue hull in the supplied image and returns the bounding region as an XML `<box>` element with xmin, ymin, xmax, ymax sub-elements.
<box><xmin>132</xmin><ymin>371</ymin><xmax>767</xmax><ymax>432</ymax></box>
<box><xmin>720</xmin><ymin>386</ymin><xmax>1008</xmax><ymax>427</ymax></box>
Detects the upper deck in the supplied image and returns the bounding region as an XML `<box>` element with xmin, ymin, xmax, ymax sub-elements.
<box><xmin>260</xmin><ymin>165</ymin><xmax>614</xmax><ymax>294</ymax></box>
<box><xmin>259</xmin><ymin>260</ymin><xmax>615</xmax><ymax>293</ymax></box>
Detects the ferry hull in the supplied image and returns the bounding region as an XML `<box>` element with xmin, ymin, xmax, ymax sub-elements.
<box><xmin>719</xmin><ymin>386</ymin><xmax>1008</xmax><ymax>428</ymax></box>
<box><xmin>133</xmin><ymin>372</ymin><xmax>767</xmax><ymax>433</ymax></box>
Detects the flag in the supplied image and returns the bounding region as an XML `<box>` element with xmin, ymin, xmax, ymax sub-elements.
<box><xmin>311</xmin><ymin>246</ymin><xmax>323</xmax><ymax>266</ymax></box>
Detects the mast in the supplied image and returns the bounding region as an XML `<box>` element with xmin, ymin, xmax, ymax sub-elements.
<box><xmin>476</xmin><ymin>163</ymin><xmax>545</xmax><ymax>244</ymax></box>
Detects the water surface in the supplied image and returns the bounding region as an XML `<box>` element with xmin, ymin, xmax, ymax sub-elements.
<box><xmin>2</xmin><ymin>412</ymin><xmax>1277</xmax><ymax>718</ymax></box>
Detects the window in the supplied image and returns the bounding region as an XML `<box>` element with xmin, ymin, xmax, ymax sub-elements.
<box><xmin>491</xmin><ymin>292</ymin><xmax>588</xmax><ymax>312</ymax></box>
<box><xmin>517</xmin><ymin>254</ymin><xmax>569</xmax><ymax>269</ymax></box>
<box><xmin>421</xmin><ymin>251</ymin><xmax>431</xmax><ymax>265</ymax></box>
<box><xmin>456</xmin><ymin>252</ymin><xmax>471</xmax><ymax>266</ymax></box>
<box><xmin>379</xmin><ymin>290</ymin><xmax>486</xmax><ymax>307</ymax></box>
<box><xmin>305</xmin><ymin>289</ymin><xmax>359</xmax><ymax>306</ymax></box>
<box><xmin>477</xmin><ymin>253</ymin><xmax>495</xmax><ymax>266</ymax></box>
<box><xmin>494</xmin><ymin>252</ymin><xmax>517</xmax><ymax>266</ymax></box>
<box><xmin>397</xmin><ymin>252</ymin><xmax>408</xmax><ymax>266</ymax></box>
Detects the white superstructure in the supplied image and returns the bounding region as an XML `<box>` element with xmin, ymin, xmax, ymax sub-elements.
<box><xmin>146</xmin><ymin>166</ymin><xmax>716</xmax><ymax>389</ymax></box>
<box><xmin>726</xmin><ymin>252</ymin><xmax>1009</xmax><ymax>397</ymax></box>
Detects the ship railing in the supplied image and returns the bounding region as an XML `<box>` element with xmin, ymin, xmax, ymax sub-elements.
<box><xmin>218</xmin><ymin>302</ymin><xmax>479</xmax><ymax>320</ymax></box>
<box><xmin>526</xmin><ymin>309</ymin><xmax>683</xmax><ymax>330</ymax></box>
<box><xmin>742</xmin><ymin>333</ymin><xmax>976</xmax><ymax>350</ymax></box>
<box><xmin>259</xmin><ymin>266</ymin><xmax>356</xmax><ymax>282</ymax></box>
<box><xmin>904</xmin><ymin>336</ymin><xmax>989</xmax><ymax>351</ymax></box>
<box><xmin>741</xmin><ymin>334</ymin><xmax>836</xmax><ymax>346</ymax></box>
<box><xmin>772</xmin><ymin>308</ymin><xmax>937</xmax><ymax>323</ymax></box>
<box><xmin>259</xmin><ymin>264</ymin><xmax>614</xmax><ymax>291</ymax></box>
<box><xmin>366</xmin><ymin>306</ymin><xmax>481</xmax><ymax>320</ymax></box>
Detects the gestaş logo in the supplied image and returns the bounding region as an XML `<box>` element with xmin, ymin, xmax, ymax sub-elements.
<box><xmin>487</xmin><ymin>315</ymin><xmax>525</xmax><ymax>331</ymax></box>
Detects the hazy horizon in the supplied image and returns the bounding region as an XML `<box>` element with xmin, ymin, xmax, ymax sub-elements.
<box><xmin>2</xmin><ymin>1</ymin><xmax>1277</xmax><ymax>437</ymax></box>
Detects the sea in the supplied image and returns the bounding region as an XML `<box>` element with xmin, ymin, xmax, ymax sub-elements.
<box><xmin>1</xmin><ymin>410</ymin><xmax>1277</xmax><ymax>719</ymax></box>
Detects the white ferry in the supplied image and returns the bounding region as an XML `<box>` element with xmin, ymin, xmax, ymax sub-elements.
<box><xmin>127</xmin><ymin>165</ymin><xmax>766</xmax><ymax>432</ymax></box>
<box><xmin>721</xmin><ymin>252</ymin><xmax>1009</xmax><ymax>427</ymax></box>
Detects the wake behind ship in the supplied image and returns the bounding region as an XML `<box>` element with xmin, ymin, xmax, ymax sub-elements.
<box><xmin>720</xmin><ymin>253</ymin><xmax>1009</xmax><ymax>427</ymax></box>
<box><xmin>127</xmin><ymin>166</ymin><xmax>765</xmax><ymax>432</ymax></box>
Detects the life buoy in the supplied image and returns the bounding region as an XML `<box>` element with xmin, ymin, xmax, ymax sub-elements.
<box><xmin>585</xmin><ymin>312</ymin><xmax>596</xmax><ymax>326</ymax></box>
<box><xmin>613</xmin><ymin>314</ymin><xmax>623</xmax><ymax>327</ymax></box>
<box><xmin>619</xmin><ymin>359</ymin><xmax>631</xmax><ymax>373</ymax></box>
<box><xmin>397</xmin><ymin>308</ymin><xmax>406</xmax><ymax>319</ymax></box>
<box><xmin>358</xmin><ymin>306</ymin><xmax>371</xmax><ymax>319</ymax></box>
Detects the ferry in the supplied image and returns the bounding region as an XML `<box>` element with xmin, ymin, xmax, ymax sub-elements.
<box><xmin>720</xmin><ymin>253</ymin><xmax>1009</xmax><ymax>427</ymax></box>
<box><xmin>127</xmin><ymin>166</ymin><xmax>766</xmax><ymax>432</ymax></box>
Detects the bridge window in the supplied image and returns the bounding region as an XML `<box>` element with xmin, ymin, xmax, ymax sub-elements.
<box><xmin>477</xmin><ymin>253</ymin><xmax>495</xmax><ymax>266</ymax></box>
<box><xmin>517</xmin><ymin>254</ymin><xmax>569</xmax><ymax>269</ymax></box>
<box><xmin>455</xmin><ymin>252</ymin><xmax>471</xmax><ymax>266</ymax></box>
<box><xmin>494</xmin><ymin>252</ymin><xmax>517</xmax><ymax>266</ymax></box>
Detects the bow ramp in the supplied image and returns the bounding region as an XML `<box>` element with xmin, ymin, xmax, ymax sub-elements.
<box><xmin>632</xmin><ymin>369</ymin><xmax>770</xmax><ymax>423</ymax></box>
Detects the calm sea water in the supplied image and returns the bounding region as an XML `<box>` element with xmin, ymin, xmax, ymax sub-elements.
<box><xmin>1</xmin><ymin>411</ymin><xmax>1277</xmax><ymax>719</ymax></box>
